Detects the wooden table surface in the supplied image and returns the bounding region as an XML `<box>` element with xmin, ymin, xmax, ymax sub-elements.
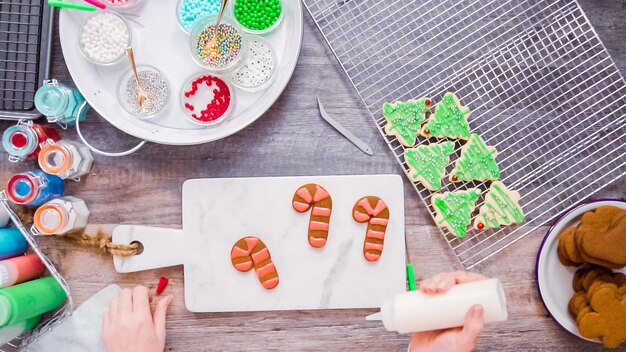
<box><xmin>2</xmin><ymin>1</ymin><xmax>625</xmax><ymax>351</ymax></box>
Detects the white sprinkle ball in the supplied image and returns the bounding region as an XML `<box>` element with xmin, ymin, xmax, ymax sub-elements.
<box><xmin>81</xmin><ymin>13</ymin><xmax>130</xmax><ymax>64</ymax></box>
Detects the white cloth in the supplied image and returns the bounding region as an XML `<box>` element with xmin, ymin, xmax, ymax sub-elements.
<box><xmin>26</xmin><ymin>284</ymin><xmax>121</xmax><ymax>352</ymax></box>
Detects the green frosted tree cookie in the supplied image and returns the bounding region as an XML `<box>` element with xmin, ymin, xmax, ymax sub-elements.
<box><xmin>405</xmin><ymin>141</ymin><xmax>455</xmax><ymax>190</ymax></box>
<box><xmin>450</xmin><ymin>133</ymin><xmax>500</xmax><ymax>182</ymax></box>
<box><xmin>473</xmin><ymin>181</ymin><xmax>524</xmax><ymax>230</ymax></box>
<box><xmin>383</xmin><ymin>98</ymin><xmax>431</xmax><ymax>146</ymax></box>
<box><xmin>432</xmin><ymin>188</ymin><xmax>481</xmax><ymax>238</ymax></box>
<box><xmin>421</xmin><ymin>92</ymin><xmax>471</xmax><ymax>140</ymax></box>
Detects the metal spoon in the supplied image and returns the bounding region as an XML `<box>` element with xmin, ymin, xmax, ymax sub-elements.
<box><xmin>125</xmin><ymin>47</ymin><xmax>152</xmax><ymax>111</ymax></box>
<box><xmin>203</xmin><ymin>0</ymin><xmax>229</xmax><ymax>57</ymax></box>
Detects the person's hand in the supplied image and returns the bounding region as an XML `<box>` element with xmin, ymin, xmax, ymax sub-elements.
<box><xmin>409</xmin><ymin>271</ymin><xmax>486</xmax><ymax>352</ymax></box>
<box><xmin>102</xmin><ymin>286</ymin><xmax>173</xmax><ymax>352</ymax></box>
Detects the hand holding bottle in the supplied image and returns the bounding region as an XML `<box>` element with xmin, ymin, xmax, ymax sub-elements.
<box><xmin>409</xmin><ymin>271</ymin><xmax>486</xmax><ymax>352</ymax></box>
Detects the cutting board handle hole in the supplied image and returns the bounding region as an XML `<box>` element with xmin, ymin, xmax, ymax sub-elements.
<box><xmin>130</xmin><ymin>241</ymin><xmax>144</xmax><ymax>255</ymax></box>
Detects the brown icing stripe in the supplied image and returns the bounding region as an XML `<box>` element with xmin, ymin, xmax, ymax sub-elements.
<box><xmin>230</xmin><ymin>236</ymin><xmax>279</xmax><ymax>290</ymax></box>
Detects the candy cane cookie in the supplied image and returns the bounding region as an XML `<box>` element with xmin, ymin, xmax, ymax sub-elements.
<box><xmin>292</xmin><ymin>184</ymin><xmax>332</xmax><ymax>248</ymax></box>
<box><xmin>230</xmin><ymin>236</ymin><xmax>279</xmax><ymax>290</ymax></box>
<box><xmin>353</xmin><ymin>196</ymin><xmax>390</xmax><ymax>262</ymax></box>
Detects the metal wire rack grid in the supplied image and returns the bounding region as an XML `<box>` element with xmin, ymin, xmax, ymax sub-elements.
<box><xmin>0</xmin><ymin>191</ymin><xmax>73</xmax><ymax>351</ymax></box>
<box><xmin>0</xmin><ymin>0</ymin><xmax>53</xmax><ymax>120</ymax></box>
<box><xmin>302</xmin><ymin>0</ymin><xmax>626</xmax><ymax>268</ymax></box>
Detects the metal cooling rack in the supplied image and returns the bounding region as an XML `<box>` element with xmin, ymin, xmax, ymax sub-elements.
<box><xmin>302</xmin><ymin>0</ymin><xmax>626</xmax><ymax>268</ymax></box>
<box><xmin>0</xmin><ymin>191</ymin><xmax>73</xmax><ymax>352</ymax></box>
<box><xmin>0</xmin><ymin>0</ymin><xmax>54</xmax><ymax>120</ymax></box>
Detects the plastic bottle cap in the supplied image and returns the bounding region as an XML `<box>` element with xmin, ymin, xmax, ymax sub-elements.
<box><xmin>0</xmin><ymin>264</ymin><xmax>10</xmax><ymax>288</ymax></box>
<box><xmin>7</xmin><ymin>174</ymin><xmax>36</xmax><ymax>204</ymax></box>
<box><xmin>34</xmin><ymin>84</ymin><xmax>69</xmax><ymax>117</ymax></box>
<box><xmin>39</xmin><ymin>143</ymin><xmax>71</xmax><ymax>175</ymax></box>
<box><xmin>34</xmin><ymin>204</ymin><xmax>66</xmax><ymax>235</ymax></box>
<box><xmin>0</xmin><ymin>295</ymin><xmax>12</xmax><ymax>326</ymax></box>
<box><xmin>1</xmin><ymin>126</ymin><xmax>38</xmax><ymax>158</ymax></box>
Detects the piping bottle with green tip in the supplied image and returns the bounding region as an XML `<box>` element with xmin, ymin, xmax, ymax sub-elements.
<box><xmin>366</xmin><ymin>278</ymin><xmax>508</xmax><ymax>334</ymax></box>
<box><xmin>0</xmin><ymin>277</ymin><xmax>66</xmax><ymax>328</ymax></box>
<box><xmin>34</xmin><ymin>79</ymin><xmax>89</xmax><ymax>126</ymax></box>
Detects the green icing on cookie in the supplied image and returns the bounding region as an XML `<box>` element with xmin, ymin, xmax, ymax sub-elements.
<box><xmin>405</xmin><ymin>141</ymin><xmax>455</xmax><ymax>190</ymax></box>
<box><xmin>476</xmin><ymin>182</ymin><xmax>524</xmax><ymax>229</ymax></box>
<box><xmin>433</xmin><ymin>189</ymin><xmax>481</xmax><ymax>238</ymax></box>
<box><xmin>383</xmin><ymin>98</ymin><xmax>430</xmax><ymax>146</ymax></box>
<box><xmin>451</xmin><ymin>133</ymin><xmax>500</xmax><ymax>182</ymax></box>
<box><xmin>421</xmin><ymin>92</ymin><xmax>471</xmax><ymax>139</ymax></box>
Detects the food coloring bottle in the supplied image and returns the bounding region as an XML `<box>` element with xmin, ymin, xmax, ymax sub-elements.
<box><xmin>1</xmin><ymin>121</ymin><xmax>60</xmax><ymax>162</ymax></box>
<box><xmin>34</xmin><ymin>79</ymin><xmax>89</xmax><ymax>125</ymax></box>
<box><xmin>0</xmin><ymin>254</ymin><xmax>46</xmax><ymax>288</ymax></box>
<box><xmin>377</xmin><ymin>278</ymin><xmax>508</xmax><ymax>334</ymax></box>
<box><xmin>0</xmin><ymin>229</ymin><xmax>27</xmax><ymax>260</ymax></box>
<box><xmin>33</xmin><ymin>197</ymin><xmax>90</xmax><ymax>236</ymax></box>
<box><xmin>0</xmin><ymin>316</ymin><xmax>39</xmax><ymax>345</ymax></box>
<box><xmin>38</xmin><ymin>140</ymin><xmax>94</xmax><ymax>180</ymax></box>
<box><xmin>6</xmin><ymin>170</ymin><xmax>64</xmax><ymax>206</ymax></box>
<box><xmin>0</xmin><ymin>276</ymin><xmax>66</xmax><ymax>328</ymax></box>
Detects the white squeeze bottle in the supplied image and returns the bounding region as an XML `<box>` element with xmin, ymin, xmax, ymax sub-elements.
<box><xmin>371</xmin><ymin>278</ymin><xmax>508</xmax><ymax>334</ymax></box>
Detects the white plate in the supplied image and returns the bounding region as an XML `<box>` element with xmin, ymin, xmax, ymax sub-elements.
<box><xmin>58</xmin><ymin>1</ymin><xmax>303</xmax><ymax>145</ymax></box>
<box><xmin>536</xmin><ymin>199</ymin><xmax>626</xmax><ymax>344</ymax></box>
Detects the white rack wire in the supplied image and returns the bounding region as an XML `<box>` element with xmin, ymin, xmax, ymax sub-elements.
<box><xmin>0</xmin><ymin>191</ymin><xmax>73</xmax><ymax>351</ymax></box>
<box><xmin>302</xmin><ymin>0</ymin><xmax>626</xmax><ymax>268</ymax></box>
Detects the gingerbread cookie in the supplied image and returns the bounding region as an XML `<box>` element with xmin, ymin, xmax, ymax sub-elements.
<box><xmin>557</xmin><ymin>226</ymin><xmax>585</xmax><ymax>266</ymax></box>
<box><xmin>353</xmin><ymin>196</ymin><xmax>390</xmax><ymax>262</ymax></box>
<box><xmin>450</xmin><ymin>134</ymin><xmax>500</xmax><ymax>182</ymax></box>
<box><xmin>576</xmin><ymin>206</ymin><xmax>626</xmax><ymax>269</ymax></box>
<box><xmin>230</xmin><ymin>236</ymin><xmax>279</xmax><ymax>289</ymax></box>
<box><xmin>383</xmin><ymin>98</ymin><xmax>431</xmax><ymax>147</ymax></box>
<box><xmin>404</xmin><ymin>141</ymin><xmax>455</xmax><ymax>190</ymax></box>
<box><xmin>292</xmin><ymin>184</ymin><xmax>332</xmax><ymax>248</ymax></box>
<box><xmin>432</xmin><ymin>189</ymin><xmax>481</xmax><ymax>238</ymax></box>
<box><xmin>473</xmin><ymin>181</ymin><xmax>524</xmax><ymax>230</ymax></box>
<box><xmin>578</xmin><ymin>283</ymin><xmax>626</xmax><ymax>349</ymax></box>
<box><xmin>421</xmin><ymin>92</ymin><xmax>471</xmax><ymax>140</ymax></box>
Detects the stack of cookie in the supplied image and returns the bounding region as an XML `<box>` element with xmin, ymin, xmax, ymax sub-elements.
<box><xmin>558</xmin><ymin>206</ymin><xmax>626</xmax><ymax>269</ymax></box>
<box><xmin>382</xmin><ymin>92</ymin><xmax>525</xmax><ymax>238</ymax></box>
<box><xmin>557</xmin><ymin>205</ymin><xmax>626</xmax><ymax>348</ymax></box>
<box><xmin>568</xmin><ymin>267</ymin><xmax>626</xmax><ymax>349</ymax></box>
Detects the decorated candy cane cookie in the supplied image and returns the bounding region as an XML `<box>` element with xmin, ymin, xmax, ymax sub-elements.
<box><xmin>230</xmin><ymin>236</ymin><xmax>279</xmax><ymax>290</ymax></box>
<box><xmin>292</xmin><ymin>184</ymin><xmax>332</xmax><ymax>248</ymax></box>
<box><xmin>353</xmin><ymin>196</ymin><xmax>390</xmax><ymax>262</ymax></box>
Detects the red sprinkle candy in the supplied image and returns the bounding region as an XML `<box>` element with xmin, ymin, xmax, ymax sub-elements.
<box><xmin>183</xmin><ymin>75</ymin><xmax>231</xmax><ymax>123</ymax></box>
<box><xmin>424</xmin><ymin>129</ymin><xmax>430</xmax><ymax>135</ymax></box>
<box><xmin>156</xmin><ymin>277</ymin><xmax>169</xmax><ymax>295</ymax></box>
<box><xmin>477</xmin><ymin>223</ymin><xmax>485</xmax><ymax>230</ymax></box>
<box><xmin>452</xmin><ymin>175</ymin><xmax>459</xmax><ymax>182</ymax></box>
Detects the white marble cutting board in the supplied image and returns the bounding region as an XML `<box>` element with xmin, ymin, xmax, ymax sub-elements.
<box><xmin>113</xmin><ymin>175</ymin><xmax>406</xmax><ymax>312</ymax></box>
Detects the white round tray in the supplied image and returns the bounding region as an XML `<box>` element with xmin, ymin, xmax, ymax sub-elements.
<box><xmin>58</xmin><ymin>1</ymin><xmax>303</xmax><ymax>145</ymax></box>
<box><xmin>536</xmin><ymin>199</ymin><xmax>626</xmax><ymax>344</ymax></box>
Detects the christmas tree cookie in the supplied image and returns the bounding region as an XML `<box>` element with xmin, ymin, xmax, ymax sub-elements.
<box><xmin>432</xmin><ymin>188</ymin><xmax>481</xmax><ymax>238</ymax></box>
<box><xmin>383</xmin><ymin>98</ymin><xmax>431</xmax><ymax>146</ymax></box>
<box><xmin>421</xmin><ymin>92</ymin><xmax>471</xmax><ymax>140</ymax></box>
<box><xmin>473</xmin><ymin>182</ymin><xmax>524</xmax><ymax>230</ymax></box>
<box><xmin>405</xmin><ymin>141</ymin><xmax>455</xmax><ymax>190</ymax></box>
<box><xmin>450</xmin><ymin>133</ymin><xmax>500</xmax><ymax>182</ymax></box>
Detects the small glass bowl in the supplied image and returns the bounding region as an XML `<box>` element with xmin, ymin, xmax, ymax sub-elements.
<box><xmin>231</xmin><ymin>0</ymin><xmax>284</xmax><ymax>36</ymax></box>
<box><xmin>117</xmin><ymin>65</ymin><xmax>170</xmax><ymax>120</ymax></box>
<box><xmin>180</xmin><ymin>72</ymin><xmax>235</xmax><ymax>126</ymax></box>
<box><xmin>79</xmin><ymin>11</ymin><xmax>132</xmax><ymax>66</ymax></box>
<box><xmin>102</xmin><ymin>0</ymin><xmax>145</xmax><ymax>11</ymax></box>
<box><xmin>176</xmin><ymin>0</ymin><xmax>221</xmax><ymax>34</ymax></box>
<box><xmin>188</xmin><ymin>14</ymin><xmax>247</xmax><ymax>74</ymax></box>
<box><xmin>230</xmin><ymin>36</ymin><xmax>277</xmax><ymax>92</ymax></box>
